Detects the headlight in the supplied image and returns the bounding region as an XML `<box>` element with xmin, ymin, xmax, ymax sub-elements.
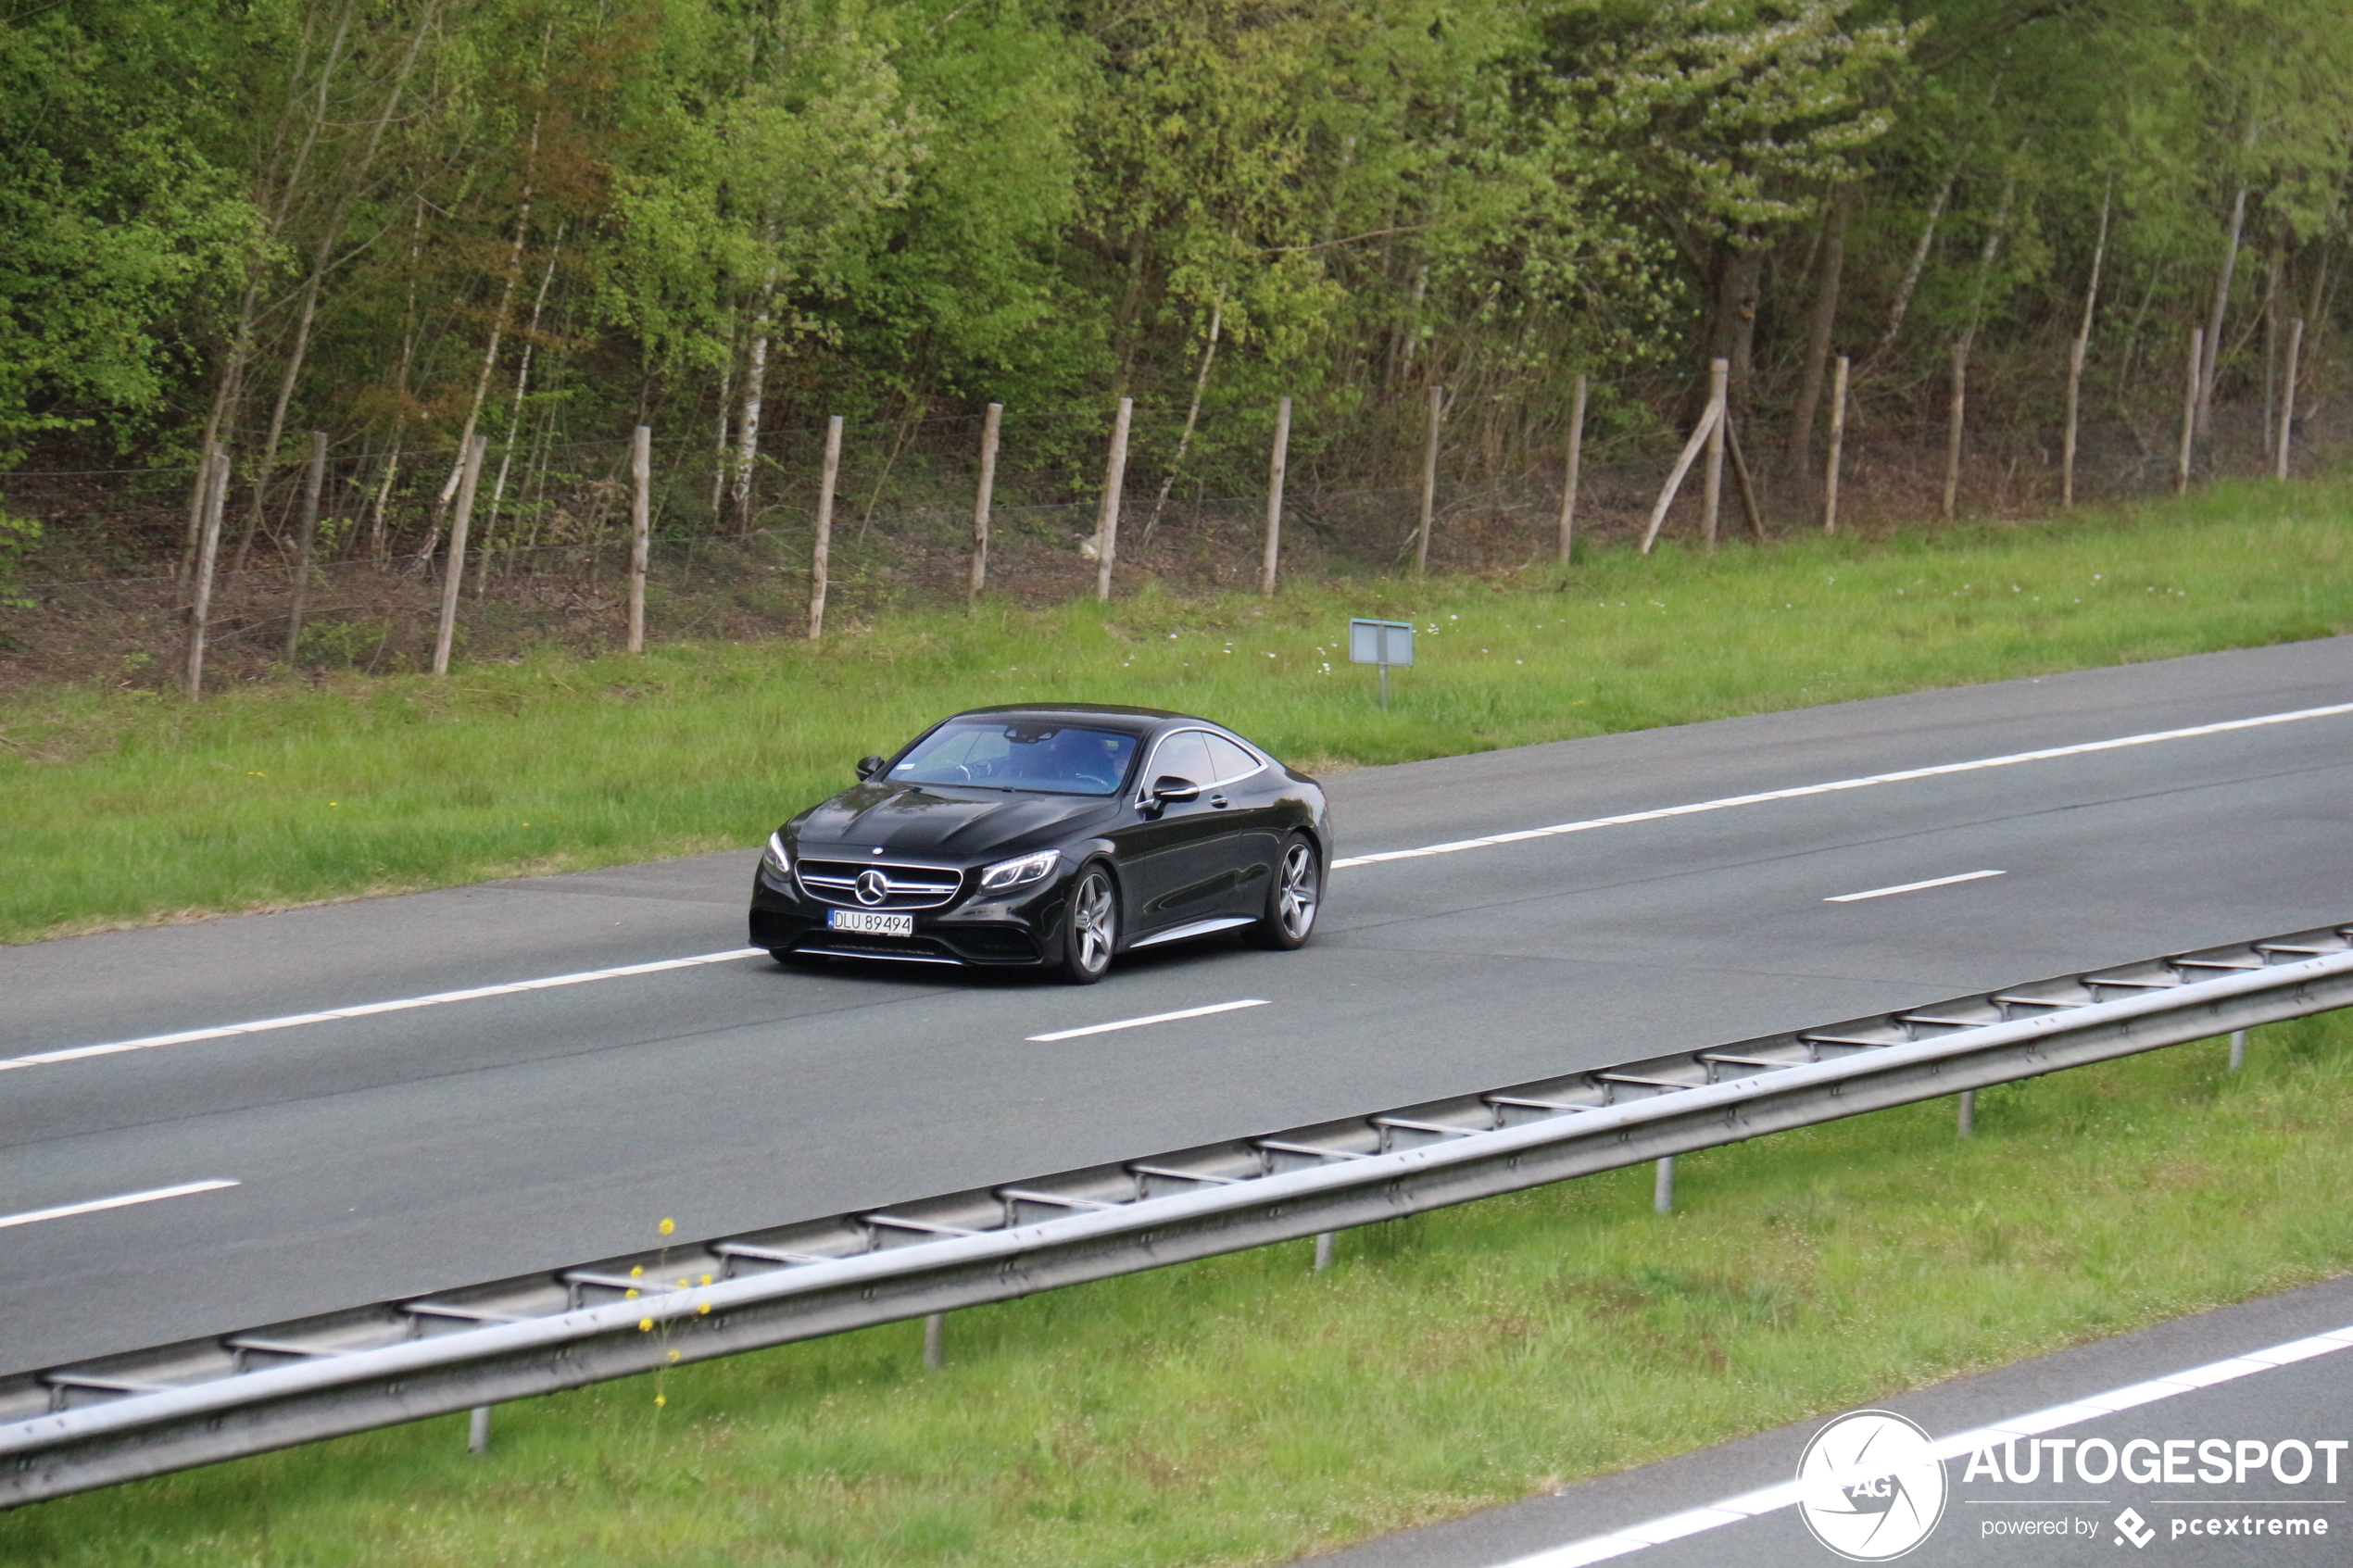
<box><xmin>978</xmin><ymin>848</ymin><xmax>1058</xmax><ymax>893</ymax></box>
<box><xmin>761</xmin><ymin>831</ymin><xmax>791</xmax><ymax>876</ymax></box>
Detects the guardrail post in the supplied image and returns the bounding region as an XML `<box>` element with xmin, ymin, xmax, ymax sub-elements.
<box><xmin>467</xmin><ymin>1404</ymin><xmax>491</xmax><ymax>1454</ymax></box>
<box><xmin>922</xmin><ymin>1311</ymin><xmax>944</xmax><ymax>1370</ymax></box>
<box><xmin>1313</xmin><ymin>1231</ymin><xmax>1333</xmax><ymax>1272</ymax></box>
<box><xmin>1653</xmin><ymin>1156</ymin><xmax>1674</xmax><ymax>1213</ymax></box>
<box><xmin>1957</xmin><ymin>1090</ymin><xmax>1976</xmax><ymax>1137</ymax></box>
<box><xmin>2229</xmin><ymin>1030</ymin><xmax>2247</xmax><ymax>1072</ymax></box>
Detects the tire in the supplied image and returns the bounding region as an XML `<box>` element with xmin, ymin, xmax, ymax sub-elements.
<box><xmin>1054</xmin><ymin>861</ymin><xmax>1119</xmax><ymax>984</ymax></box>
<box><xmin>1249</xmin><ymin>834</ymin><xmax>1320</xmax><ymax>950</ymax></box>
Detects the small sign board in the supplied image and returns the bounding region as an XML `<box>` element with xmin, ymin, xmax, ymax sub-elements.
<box><xmin>1348</xmin><ymin>618</ymin><xmax>1414</xmax><ymax>668</ymax></box>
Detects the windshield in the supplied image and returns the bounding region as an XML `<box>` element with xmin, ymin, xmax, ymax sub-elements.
<box><xmin>888</xmin><ymin>720</ymin><xmax>1139</xmax><ymax>797</ymax></box>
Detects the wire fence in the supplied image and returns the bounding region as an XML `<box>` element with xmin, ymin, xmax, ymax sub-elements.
<box><xmin>1</xmin><ymin>385</ymin><xmax>2339</xmax><ymax>688</ymax></box>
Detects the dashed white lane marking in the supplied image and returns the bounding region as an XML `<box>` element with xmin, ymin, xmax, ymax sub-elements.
<box><xmin>1329</xmin><ymin>700</ymin><xmax>2353</xmax><ymax>871</ymax></box>
<box><xmin>0</xmin><ymin>1180</ymin><xmax>241</xmax><ymax>1231</ymax></box>
<box><xmin>1825</xmin><ymin>869</ymin><xmax>2007</xmax><ymax>903</ymax></box>
<box><xmin>0</xmin><ymin>948</ymin><xmax>766</xmax><ymax>1074</ymax></box>
<box><xmin>1027</xmin><ymin>998</ymin><xmax>1271</xmax><ymax>1042</ymax></box>
<box><xmin>1491</xmin><ymin>1321</ymin><xmax>2353</xmax><ymax>1567</ymax></box>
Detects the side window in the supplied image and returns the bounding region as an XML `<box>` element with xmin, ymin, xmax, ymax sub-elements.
<box><xmin>1149</xmin><ymin>731</ymin><xmax>1214</xmax><ymax>788</ymax></box>
<box><xmin>1203</xmin><ymin>734</ymin><xmax>1263</xmax><ymax>784</ymax></box>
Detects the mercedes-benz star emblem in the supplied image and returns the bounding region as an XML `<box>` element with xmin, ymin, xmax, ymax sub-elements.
<box><xmin>854</xmin><ymin>869</ymin><xmax>890</xmax><ymax>906</ymax></box>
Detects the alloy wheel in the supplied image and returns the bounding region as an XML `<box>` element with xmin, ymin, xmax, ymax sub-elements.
<box><xmin>1072</xmin><ymin>869</ymin><xmax>1116</xmax><ymax>975</ymax></box>
<box><xmin>1276</xmin><ymin>842</ymin><xmax>1318</xmax><ymax>939</ymax></box>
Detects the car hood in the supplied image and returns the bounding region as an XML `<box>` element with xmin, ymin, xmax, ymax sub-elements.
<box><xmin>793</xmin><ymin>782</ymin><xmax>1120</xmax><ymax>859</ymax></box>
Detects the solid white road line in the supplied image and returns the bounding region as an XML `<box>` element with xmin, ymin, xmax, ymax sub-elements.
<box><xmin>1825</xmin><ymin>869</ymin><xmax>2007</xmax><ymax>903</ymax></box>
<box><xmin>1329</xmin><ymin>700</ymin><xmax>2353</xmax><ymax>871</ymax></box>
<box><xmin>0</xmin><ymin>1179</ymin><xmax>240</xmax><ymax>1232</ymax></box>
<box><xmin>1027</xmin><ymin>998</ymin><xmax>1270</xmax><ymax>1042</ymax></box>
<box><xmin>1491</xmin><ymin>1320</ymin><xmax>2353</xmax><ymax>1567</ymax></box>
<box><xmin>0</xmin><ymin>948</ymin><xmax>766</xmax><ymax>1074</ymax></box>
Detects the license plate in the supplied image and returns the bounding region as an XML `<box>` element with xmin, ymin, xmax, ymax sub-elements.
<box><xmin>828</xmin><ymin>909</ymin><xmax>914</xmax><ymax>937</ymax></box>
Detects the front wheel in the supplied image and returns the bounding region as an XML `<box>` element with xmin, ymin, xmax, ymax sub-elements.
<box><xmin>1054</xmin><ymin>862</ymin><xmax>1119</xmax><ymax>984</ymax></box>
<box><xmin>1249</xmin><ymin>834</ymin><xmax>1320</xmax><ymax>950</ymax></box>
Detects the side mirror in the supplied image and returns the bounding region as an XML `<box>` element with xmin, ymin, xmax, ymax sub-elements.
<box><xmin>1148</xmin><ymin>775</ymin><xmax>1201</xmax><ymax>809</ymax></box>
<box><xmin>855</xmin><ymin>755</ymin><xmax>887</xmax><ymax>781</ymax></box>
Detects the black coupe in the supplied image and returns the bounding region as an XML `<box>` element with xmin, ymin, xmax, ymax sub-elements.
<box><xmin>749</xmin><ymin>704</ymin><xmax>1330</xmax><ymax>982</ymax></box>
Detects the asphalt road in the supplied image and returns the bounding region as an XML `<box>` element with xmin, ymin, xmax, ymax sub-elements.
<box><xmin>1303</xmin><ymin>1272</ymin><xmax>2353</xmax><ymax>1568</ymax></box>
<box><xmin>3</xmin><ymin>637</ymin><xmax>2350</xmax><ymax>1374</ymax></box>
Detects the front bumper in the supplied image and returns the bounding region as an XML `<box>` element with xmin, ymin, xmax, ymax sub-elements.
<box><xmin>749</xmin><ymin>855</ymin><xmax>1066</xmax><ymax>967</ymax></box>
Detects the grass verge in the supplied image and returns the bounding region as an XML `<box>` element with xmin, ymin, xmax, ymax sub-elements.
<box><xmin>4</xmin><ymin>1013</ymin><xmax>2349</xmax><ymax>1565</ymax></box>
<box><xmin>3</xmin><ymin>473</ymin><xmax>2349</xmax><ymax>944</ymax></box>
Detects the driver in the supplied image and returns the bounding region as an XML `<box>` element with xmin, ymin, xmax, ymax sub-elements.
<box><xmin>1026</xmin><ymin>726</ymin><xmax>1123</xmax><ymax>786</ymax></box>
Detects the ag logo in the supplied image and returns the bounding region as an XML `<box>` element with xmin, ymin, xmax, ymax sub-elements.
<box><xmin>855</xmin><ymin>869</ymin><xmax>890</xmax><ymax>906</ymax></box>
<box><xmin>1796</xmin><ymin>1410</ymin><xmax>1948</xmax><ymax>1561</ymax></box>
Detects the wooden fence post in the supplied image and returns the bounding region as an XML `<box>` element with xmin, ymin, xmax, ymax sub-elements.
<box><xmin>183</xmin><ymin>443</ymin><xmax>230</xmax><ymax>698</ymax></box>
<box><xmin>1095</xmin><ymin>397</ymin><xmax>1131</xmax><ymax>601</ymax></box>
<box><xmin>810</xmin><ymin>414</ymin><xmax>842</xmax><ymax>640</ymax></box>
<box><xmin>2176</xmin><ymin>326</ymin><xmax>2201</xmax><ymax>495</ymax></box>
<box><xmin>1557</xmin><ymin>373</ymin><xmax>1586</xmax><ymax>564</ymax></box>
<box><xmin>282</xmin><ymin>433</ymin><xmax>328</xmax><ymax>663</ymax></box>
<box><xmin>1724</xmin><ymin>409</ymin><xmax>1766</xmax><ymax>540</ymax></box>
<box><xmin>2276</xmin><ymin>319</ymin><xmax>2304</xmax><ymax>481</ymax></box>
<box><xmin>1639</xmin><ymin>386</ymin><xmax>1724</xmax><ymax>555</ymax></box>
<box><xmin>431</xmin><ymin>433</ymin><xmax>486</xmax><ymax>675</ymax></box>
<box><xmin>626</xmin><ymin>424</ymin><xmax>650</xmax><ymax>655</ymax></box>
<box><xmin>968</xmin><ymin>402</ymin><xmax>1001</xmax><ymax>608</ymax></box>
<box><xmin>1260</xmin><ymin>395</ymin><xmax>1290</xmax><ymax>596</ymax></box>
<box><xmin>1700</xmin><ymin>358</ymin><xmax>1728</xmax><ymax>548</ymax></box>
<box><xmin>1823</xmin><ymin>357</ymin><xmax>1849</xmax><ymax>533</ymax></box>
<box><xmin>1415</xmin><ymin>384</ymin><xmax>1442</xmax><ymax>574</ymax></box>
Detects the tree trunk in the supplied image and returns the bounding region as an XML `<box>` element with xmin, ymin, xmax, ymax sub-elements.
<box><xmin>420</xmin><ymin>116</ymin><xmax>541</xmax><ymax>561</ymax></box>
<box><xmin>1871</xmin><ymin>162</ymin><xmax>1960</xmax><ymax>360</ymax></box>
<box><xmin>1786</xmin><ymin>192</ymin><xmax>1850</xmax><ymax>475</ymax></box>
<box><xmin>1143</xmin><ymin>298</ymin><xmax>1221</xmax><ymax>545</ymax></box>
<box><xmin>1943</xmin><ymin>172</ymin><xmax>2017</xmax><ymax>519</ymax></box>
<box><xmin>476</xmin><ymin>232</ymin><xmax>562</xmax><ymax>592</ymax></box>
<box><xmin>2260</xmin><ymin>247</ymin><xmax>2284</xmax><ymax>454</ymax></box>
<box><xmin>732</xmin><ymin>232</ymin><xmax>780</xmax><ymax>534</ymax></box>
<box><xmin>2062</xmin><ymin>179</ymin><xmax>2111</xmax><ymax>509</ymax></box>
<box><xmin>229</xmin><ymin>1</ymin><xmax>437</xmax><ymax>577</ymax></box>
<box><xmin>2196</xmin><ymin>179</ymin><xmax>2249</xmax><ymax>434</ymax></box>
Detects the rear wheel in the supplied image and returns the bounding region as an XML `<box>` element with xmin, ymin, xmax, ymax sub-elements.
<box><xmin>1250</xmin><ymin>834</ymin><xmax>1319</xmax><ymax>949</ymax></box>
<box><xmin>1055</xmin><ymin>862</ymin><xmax>1118</xmax><ymax>984</ymax></box>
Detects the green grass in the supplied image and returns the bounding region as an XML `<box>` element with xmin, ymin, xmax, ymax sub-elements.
<box><xmin>6</xmin><ymin>1014</ymin><xmax>2350</xmax><ymax>1565</ymax></box>
<box><xmin>3</xmin><ymin>473</ymin><xmax>2349</xmax><ymax>944</ymax></box>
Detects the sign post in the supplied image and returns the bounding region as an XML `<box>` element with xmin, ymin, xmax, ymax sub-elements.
<box><xmin>1348</xmin><ymin>618</ymin><xmax>1415</xmax><ymax>709</ymax></box>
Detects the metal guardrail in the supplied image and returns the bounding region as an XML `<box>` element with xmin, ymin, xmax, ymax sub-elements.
<box><xmin>5</xmin><ymin>922</ymin><xmax>2351</xmax><ymax>1506</ymax></box>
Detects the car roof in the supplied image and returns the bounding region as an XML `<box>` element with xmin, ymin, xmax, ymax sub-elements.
<box><xmin>949</xmin><ymin>703</ymin><xmax>1205</xmax><ymax>737</ymax></box>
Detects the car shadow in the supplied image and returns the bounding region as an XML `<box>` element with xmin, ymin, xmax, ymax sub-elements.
<box><xmin>770</xmin><ymin>930</ymin><xmax>1262</xmax><ymax>989</ymax></box>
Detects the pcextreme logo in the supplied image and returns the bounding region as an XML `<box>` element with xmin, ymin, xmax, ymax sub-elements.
<box><xmin>1797</xmin><ymin>1410</ymin><xmax>1950</xmax><ymax>1561</ymax></box>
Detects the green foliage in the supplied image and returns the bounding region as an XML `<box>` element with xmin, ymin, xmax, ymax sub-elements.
<box><xmin>3</xmin><ymin>0</ymin><xmax>2349</xmax><ymax>501</ymax></box>
<box><xmin>0</xmin><ymin>0</ymin><xmax>254</xmax><ymax>464</ymax></box>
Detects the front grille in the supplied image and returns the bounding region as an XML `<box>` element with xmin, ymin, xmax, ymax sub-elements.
<box><xmin>795</xmin><ymin>859</ymin><xmax>964</xmax><ymax>910</ymax></box>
